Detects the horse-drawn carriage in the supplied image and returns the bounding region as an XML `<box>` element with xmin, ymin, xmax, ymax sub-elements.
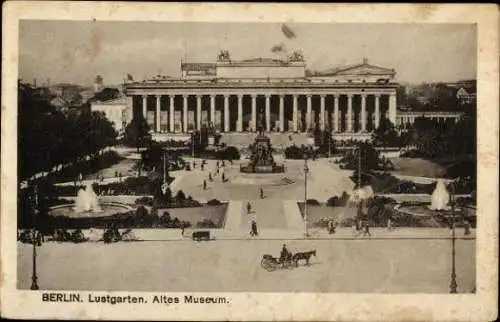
<box><xmin>260</xmin><ymin>250</ymin><xmax>316</xmax><ymax>272</ymax></box>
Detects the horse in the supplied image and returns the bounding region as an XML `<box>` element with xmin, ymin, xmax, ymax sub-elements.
<box><xmin>292</xmin><ymin>250</ymin><xmax>317</xmax><ymax>267</ymax></box>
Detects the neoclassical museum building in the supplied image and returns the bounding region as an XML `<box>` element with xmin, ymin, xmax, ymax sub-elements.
<box><xmin>123</xmin><ymin>52</ymin><xmax>400</xmax><ymax>140</ymax></box>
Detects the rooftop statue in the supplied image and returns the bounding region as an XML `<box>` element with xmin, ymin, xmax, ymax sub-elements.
<box><xmin>217</xmin><ymin>50</ymin><xmax>231</xmax><ymax>62</ymax></box>
<box><xmin>288</xmin><ymin>50</ymin><xmax>304</xmax><ymax>62</ymax></box>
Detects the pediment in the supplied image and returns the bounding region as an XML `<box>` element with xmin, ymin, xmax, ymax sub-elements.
<box><xmin>318</xmin><ymin>63</ymin><xmax>395</xmax><ymax>77</ymax></box>
<box><xmin>335</xmin><ymin>64</ymin><xmax>394</xmax><ymax>76</ymax></box>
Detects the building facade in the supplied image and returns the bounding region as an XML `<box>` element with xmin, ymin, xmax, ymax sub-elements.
<box><xmin>90</xmin><ymin>96</ymin><xmax>131</xmax><ymax>133</ymax></box>
<box><xmin>123</xmin><ymin>53</ymin><xmax>399</xmax><ymax>140</ymax></box>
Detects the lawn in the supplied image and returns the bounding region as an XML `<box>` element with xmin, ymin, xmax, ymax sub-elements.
<box><xmin>297</xmin><ymin>203</ymin><xmax>357</xmax><ymax>228</ymax></box>
<box><xmin>158</xmin><ymin>204</ymin><xmax>228</xmax><ymax>228</ymax></box>
<box><xmin>389</xmin><ymin>157</ymin><xmax>446</xmax><ymax>177</ymax></box>
<box><xmin>389</xmin><ymin>156</ymin><xmax>476</xmax><ymax>179</ymax></box>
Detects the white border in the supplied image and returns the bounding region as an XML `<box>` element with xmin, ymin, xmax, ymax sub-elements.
<box><xmin>1</xmin><ymin>3</ymin><xmax>498</xmax><ymax>321</ymax></box>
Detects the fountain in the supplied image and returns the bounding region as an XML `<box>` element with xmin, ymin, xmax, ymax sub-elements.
<box><xmin>429</xmin><ymin>179</ymin><xmax>450</xmax><ymax>210</ymax></box>
<box><xmin>74</xmin><ymin>182</ymin><xmax>102</xmax><ymax>213</ymax></box>
<box><xmin>240</xmin><ymin>131</ymin><xmax>285</xmax><ymax>173</ymax></box>
<box><xmin>394</xmin><ymin>179</ymin><xmax>475</xmax><ymax>227</ymax></box>
<box><xmin>336</xmin><ymin>186</ymin><xmax>375</xmax><ymax>224</ymax></box>
<box><xmin>49</xmin><ymin>181</ymin><xmax>133</xmax><ymax>219</ymax></box>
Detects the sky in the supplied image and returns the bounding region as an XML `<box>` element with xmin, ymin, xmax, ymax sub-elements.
<box><xmin>19</xmin><ymin>21</ymin><xmax>477</xmax><ymax>86</ymax></box>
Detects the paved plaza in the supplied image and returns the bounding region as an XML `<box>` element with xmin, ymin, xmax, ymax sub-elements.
<box><xmin>172</xmin><ymin>157</ymin><xmax>354</xmax><ymax>202</ymax></box>
<box><xmin>18</xmin><ymin>239</ymin><xmax>475</xmax><ymax>293</ymax></box>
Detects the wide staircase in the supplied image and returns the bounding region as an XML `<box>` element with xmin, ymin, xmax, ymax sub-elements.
<box><xmin>220</xmin><ymin>133</ymin><xmax>310</xmax><ymax>150</ymax></box>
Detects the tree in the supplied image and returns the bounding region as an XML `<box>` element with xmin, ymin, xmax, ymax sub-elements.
<box><xmin>123</xmin><ymin>116</ymin><xmax>151</xmax><ymax>150</ymax></box>
<box><xmin>372</xmin><ymin>118</ymin><xmax>399</xmax><ymax>148</ymax></box>
<box><xmin>341</xmin><ymin>142</ymin><xmax>387</xmax><ymax>187</ymax></box>
<box><xmin>408</xmin><ymin>117</ymin><xmax>444</xmax><ymax>157</ymax></box>
<box><xmin>313</xmin><ymin>129</ymin><xmax>335</xmax><ymax>154</ymax></box>
<box><xmin>175</xmin><ymin>190</ymin><xmax>186</xmax><ymax>205</ymax></box>
<box><xmin>91</xmin><ymin>88</ymin><xmax>120</xmax><ymax>102</ymax></box>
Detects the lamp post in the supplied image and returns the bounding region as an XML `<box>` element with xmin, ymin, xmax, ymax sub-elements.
<box><xmin>303</xmin><ymin>154</ymin><xmax>309</xmax><ymax>238</ymax></box>
<box><xmin>357</xmin><ymin>142</ymin><xmax>363</xmax><ymax>219</ymax></box>
<box><xmin>30</xmin><ymin>184</ymin><xmax>39</xmax><ymax>290</ymax></box>
<box><xmin>163</xmin><ymin>148</ymin><xmax>167</xmax><ymax>186</ymax></box>
<box><xmin>191</xmin><ymin>132</ymin><xmax>195</xmax><ymax>168</ymax></box>
<box><xmin>449</xmin><ymin>182</ymin><xmax>458</xmax><ymax>293</ymax></box>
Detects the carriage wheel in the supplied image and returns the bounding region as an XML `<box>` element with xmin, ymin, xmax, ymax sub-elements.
<box><xmin>261</xmin><ymin>259</ymin><xmax>276</xmax><ymax>272</ymax></box>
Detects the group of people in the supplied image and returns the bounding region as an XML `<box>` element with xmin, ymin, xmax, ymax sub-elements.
<box><xmin>200</xmin><ymin>159</ymin><xmax>231</xmax><ymax>190</ymax></box>
<box><xmin>352</xmin><ymin>219</ymin><xmax>372</xmax><ymax>238</ymax></box>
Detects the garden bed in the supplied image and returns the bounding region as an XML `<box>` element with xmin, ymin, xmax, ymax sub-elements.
<box><xmin>297</xmin><ymin>197</ymin><xmax>475</xmax><ymax>229</ymax></box>
<box><xmin>31</xmin><ymin>203</ymin><xmax>228</xmax><ymax>231</ymax></box>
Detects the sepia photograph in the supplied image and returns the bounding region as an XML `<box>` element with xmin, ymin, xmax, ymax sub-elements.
<box><xmin>2</xmin><ymin>3</ymin><xmax>498</xmax><ymax>321</ymax></box>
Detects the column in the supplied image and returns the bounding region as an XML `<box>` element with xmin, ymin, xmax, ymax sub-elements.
<box><xmin>142</xmin><ymin>95</ymin><xmax>147</xmax><ymax>119</ymax></box>
<box><xmin>182</xmin><ymin>95</ymin><xmax>188</xmax><ymax>133</ymax></box>
<box><xmin>196</xmin><ymin>95</ymin><xmax>202</xmax><ymax>130</ymax></box>
<box><xmin>155</xmin><ymin>95</ymin><xmax>161</xmax><ymax>132</ymax></box>
<box><xmin>361</xmin><ymin>94</ymin><xmax>366</xmax><ymax>132</ymax></box>
<box><xmin>224</xmin><ymin>95</ymin><xmax>229</xmax><ymax>132</ymax></box>
<box><xmin>265</xmin><ymin>94</ymin><xmax>271</xmax><ymax>132</ymax></box>
<box><xmin>124</xmin><ymin>96</ymin><xmax>133</xmax><ymax>131</ymax></box>
<box><xmin>279</xmin><ymin>95</ymin><xmax>285</xmax><ymax>132</ymax></box>
<box><xmin>210</xmin><ymin>95</ymin><xmax>215</xmax><ymax>126</ymax></box>
<box><xmin>169</xmin><ymin>95</ymin><xmax>174</xmax><ymax>133</ymax></box>
<box><xmin>306</xmin><ymin>94</ymin><xmax>312</xmax><ymax>131</ymax></box>
<box><xmin>320</xmin><ymin>95</ymin><xmax>325</xmax><ymax>131</ymax></box>
<box><xmin>292</xmin><ymin>94</ymin><xmax>298</xmax><ymax>132</ymax></box>
<box><xmin>389</xmin><ymin>92</ymin><xmax>397</xmax><ymax>124</ymax></box>
<box><xmin>237</xmin><ymin>94</ymin><xmax>243</xmax><ymax>132</ymax></box>
<box><xmin>333</xmin><ymin>94</ymin><xmax>339</xmax><ymax>132</ymax></box>
<box><xmin>374</xmin><ymin>94</ymin><xmax>380</xmax><ymax>130</ymax></box>
<box><xmin>251</xmin><ymin>94</ymin><xmax>257</xmax><ymax>132</ymax></box>
<box><xmin>347</xmin><ymin>94</ymin><xmax>353</xmax><ymax>132</ymax></box>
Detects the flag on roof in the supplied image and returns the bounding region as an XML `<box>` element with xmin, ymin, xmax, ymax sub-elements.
<box><xmin>127</xmin><ymin>74</ymin><xmax>134</xmax><ymax>81</ymax></box>
<box><xmin>281</xmin><ymin>24</ymin><xmax>296</xmax><ymax>39</ymax></box>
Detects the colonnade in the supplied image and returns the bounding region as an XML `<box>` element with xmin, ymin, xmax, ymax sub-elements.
<box><xmin>396</xmin><ymin>113</ymin><xmax>463</xmax><ymax>131</ymax></box>
<box><xmin>135</xmin><ymin>92</ymin><xmax>397</xmax><ymax>133</ymax></box>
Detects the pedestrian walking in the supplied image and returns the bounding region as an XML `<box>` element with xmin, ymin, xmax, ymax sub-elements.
<box><xmin>362</xmin><ymin>221</ymin><xmax>371</xmax><ymax>238</ymax></box>
<box><xmin>328</xmin><ymin>219</ymin><xmax>336</xmax><ymax>235</ymax></box>
<box><xmin>203</xmin><ymin>179</ymin><xmax>207</xmax><ymax>190</ymax></box>
<box><xmin>222</xmin><ymin>172</ymin><xmax>226</xmax><ymax>182</ymax></box>
<box><xmin>464</xmin><ymin>220</ymin><xmax>471</xmax><ymax>236</ymax></box>
<box><xmin>208</xmin><ymin>172</ymin><xmax>213</xmax><ymax>182</ymax></box>
<box><xmin>260</xmin><ymin>187</ymin><xmax>264</xmax><ymax>199</ymax></box>
<box><xmin>387</xmin><ymin>217</ymin><xmax>392</xmax><ymax>231</ymax></box>
<box><xmin>250</xmin><ymin>219</ymin><xmax>259</xmax><ymax>237</ymax></box>
<box><xmin>201</xmin><ymin>163</ymin><xmax>204</xmax><ymax>171</ymax></box>
<box><xmin>247</xmin><ymin>202</ymin><xmax>252</xmax><ymax>214</ymax></box>
<box><xmin>216</xmin><ymin>167</ymin><xmax>219</xmax><ymax>175</ymax></box>
<box><xmin>216</xmin><ymin>160</ymin><xmax>220</xmax><ymax>168</ymax></box>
